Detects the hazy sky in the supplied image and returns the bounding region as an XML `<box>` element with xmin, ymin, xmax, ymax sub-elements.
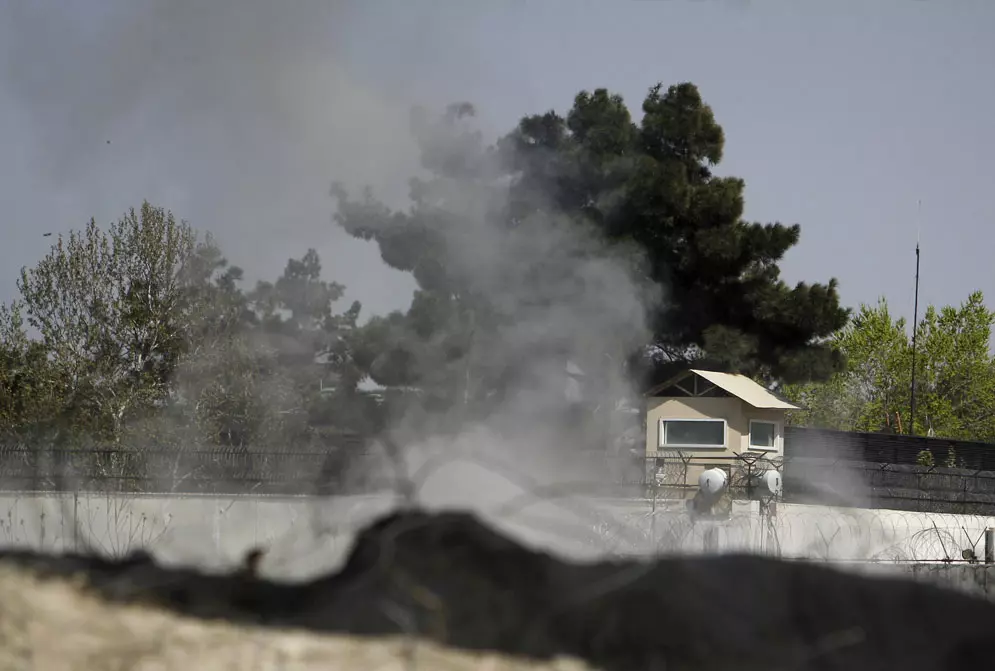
<box><xmin>1</xmin><ymin>0</ymin><xmax>992</xmax><ymax>326</ymax></box>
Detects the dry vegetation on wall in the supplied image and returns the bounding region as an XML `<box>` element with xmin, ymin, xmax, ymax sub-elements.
<box><xmin>2</xmin><ymin>509</ymin><xmax>995</xmax><ymax>671</ymax></box>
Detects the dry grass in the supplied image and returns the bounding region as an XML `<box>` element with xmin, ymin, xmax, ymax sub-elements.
<box><xmin>0</xmin><ymin>563</ymin><xmax>591</xmax><ymax>671</ymax></box>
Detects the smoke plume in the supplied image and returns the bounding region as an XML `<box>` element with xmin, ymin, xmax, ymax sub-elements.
<box><xmin>1</xmin><ymin>0</ymin><xmax>419</xmax><ymax>316</ymax></box>
<box><xmin>327</xmin><ymin>102</ymin><xmax>657</xmax><ymax>556</ymax></box>
<box><xmin>1</xmin><ymin>1</ymin><xmax>659</xmax><ymax>565</ymax></box>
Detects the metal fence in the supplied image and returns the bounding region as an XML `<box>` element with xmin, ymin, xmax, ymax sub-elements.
<box><xmin>3</xmin><ymin>427</ymin><xmax>995</xmax><ymax>515</ymax></box>
<box><xmin>620</xmin><ymin>452</ymin><xmax>995</xmax><ymax>516</ymax></box>
<box><xmin>0</xmin><ymin>441</ymin><xmax>375</xmax><ymax>496</ymax></box>
<box><xmin>781</xmin><ymin>459</ymin><xmax>995</xmax><ymax>515</ymax></box>
<box><xmin>5</xmin><ymin>439</ymin><xmax>995</xmax><ymax>570</ymax></box>
<box><xmin>784</xmin><ymin>425</ymin><xmax>995</xmax><ymax>471</ymax></box>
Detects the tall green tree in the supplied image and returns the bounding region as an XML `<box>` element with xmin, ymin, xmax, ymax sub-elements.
<box><xmin>784</xmin><ymin>291</ymin><xmax>995</xmax><ymax>441</ymax></box>
<box><xmin>783</xmin><ymin>299</ymin><xmax>910</xmax><ymax>432</ymax></box>
<box><xmin>1</xmin><ymin>204</ymin><xmax>376</xmax><ymax>463</ymax></box>
<box><xmin>503</xmin><ymin>83</ymin><xmax>849</xmax><ymax>385</ymax></box>
<box><xmin>913</xmin><ymin>291</ymin><xmax>995</xmax><ymax>439</ymax></box>
<box><xmin>335</xmin><ymin>83</ymin><xmax>850</xmax><ymax>427</ymax></box>
<box><xmin>8</xmin><ymin>203</ymin><xmax>209</xmax><ymax>439</ymax></box>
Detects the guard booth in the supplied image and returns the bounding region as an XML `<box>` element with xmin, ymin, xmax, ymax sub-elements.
<box><xmin>644</xmin><ymin>368</ymin><xmax>798</xmax><ymax>505</ymax></box>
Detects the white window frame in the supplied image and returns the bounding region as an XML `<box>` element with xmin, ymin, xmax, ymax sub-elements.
<box><xmin>748</xmin><ymin>419</ymin><xmax>779</xmax><ymax>451</ymax></box>
<box><xmin>659</xmin><ymin>418</ymin><xmax>727</xmax><ymax>450</ymax></box>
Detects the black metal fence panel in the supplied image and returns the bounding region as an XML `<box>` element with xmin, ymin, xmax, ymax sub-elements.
<box><xmin>2</xmin><ymin>427</ymin><xmax>995</xmax><ymax>515</ymax></box>
<box><xmin>784</xmin><ymin>426</ymin><xmax>995</xmax><ymax>471</ymax></box>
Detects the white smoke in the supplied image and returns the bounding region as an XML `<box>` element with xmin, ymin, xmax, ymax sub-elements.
<box><xmin>0</xmin><ymin>0</ymin><xmax>419</xmax><ymax>317</ymax></box>
<box><xmin>1</xmin><ymin>1</ymin><xmax>660</xmax><ymax>567</ymax></box>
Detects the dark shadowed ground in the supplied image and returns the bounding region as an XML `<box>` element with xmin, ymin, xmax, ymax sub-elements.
<box><xmin>3</xmin><ymin>508</ymin><xmax>994</xmax><ymax>670</ymax></box>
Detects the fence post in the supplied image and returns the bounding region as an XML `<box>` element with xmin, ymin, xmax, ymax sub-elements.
<box><xmin>73</xmin><ymin>491</ymin><xmax>79</xmax><ymax>552</ymax></box>
<box><xmin>985</xmin><ymin>528</ymin><xmax>994</xmax><ymax>564</ymax></box>
<box><xmin>650</xmin><ymin>483</ymin><xmax>657</xmax><ymax>550</ymax></box>
<box><xmin>703</xmin><ymin>526</ymin><xmax>718</xmax><ymax>554</ymax></box>
<box><xmin>213</xmin><ymin>505</ymin><xmax>222</xmax><ymax>561</ymax></box>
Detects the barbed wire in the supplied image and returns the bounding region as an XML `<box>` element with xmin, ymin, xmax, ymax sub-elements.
<box><xmin>2</xmin><ymin>436</ymin><xmax>995</xmax><ymax>570</ymax></box>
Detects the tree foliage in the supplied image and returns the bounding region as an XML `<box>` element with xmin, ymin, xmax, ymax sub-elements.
<box><xmin>784</xmin><ymin>291</ymin><xmax>995</xmax><ymax>441</ymax></box>
<box><xmin>8</xmin><ymin>203</ymin><xmax>204</xmax><ymax>438</ymax></box>
<box><xmin>0</xmin><ymin>203</ymin><xmax>375</xmax><ymax>449</ymax></box>
<box><xmin>0</xmin><ymin>303</ymin><xmax>66</xmax><ymax>433</ymax></box>
<box><xmin>334</xmin><ymin>81</ymin><xmax>850</xmax><ymax>417</ymax></box>
<box><xmin>0</xmin><ymin>79</ymin><xmax>867</xmax><ymax>459</ymax></box>
<box><xmin>503</xmin><ymin>83</ymin><xmax>849</xmax><ymax>385</ymax></box>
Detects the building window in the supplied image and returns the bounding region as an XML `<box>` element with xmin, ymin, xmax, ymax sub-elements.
<box><xmin>749</xmin><ymin>420</ymin><xmax>777</xmax><ymax>449</ymax></box>
<box><xmin>660</xmin><ymin>419</ymin><xmax>726</xmax><ymax>449</ymax></box>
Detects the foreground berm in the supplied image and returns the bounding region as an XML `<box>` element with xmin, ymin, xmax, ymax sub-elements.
<box><xmin>1</xmin><ymin>509</ymin><xmax>994</xmax><ymax>670</ymax></box>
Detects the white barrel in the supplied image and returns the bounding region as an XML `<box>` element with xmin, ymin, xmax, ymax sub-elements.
<box><xmin>761</xmin><ymin>469</ymin><xmax>783</xmax><ymax>497</ymax></box>
<box><xmin>698</xmin><ymin>467</ymin><xmax>728</xmax><ymax>496</ymax></box>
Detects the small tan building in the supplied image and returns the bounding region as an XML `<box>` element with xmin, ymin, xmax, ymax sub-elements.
<box><xmin>644</xmin><ymin>369</ymin><xmax>800</xmax><ymax>493</ymax></box>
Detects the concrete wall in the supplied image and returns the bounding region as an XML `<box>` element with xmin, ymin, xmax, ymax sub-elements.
<box><xmin>601</xmin><ymin>499</ymin><xmax>995</xmax><ymax>562</ymax></box>
<box><xmin>0</xmin><ymin>490</ymin><xmax>640</xmax><ymax>574</ymax></box>
<box><xmin>3</xmin><ymin>491</ymin><xmax>995</xmax><ymax>601</ymax></box>
<box><xmin>0</xmin><ymin>491</ymin><xmax>396</xmax><ymax>579</ymax></box>
<box><xmin>594</xmin><ymin>499</ymin><xmax>995</xmax><ymax>601</ymax></box>
<box><xmin>2</xmin><ymin>493</ymin><xmax>990</xmax><ymax>567</ymax></box>
<box><xmin>768</xmin><ymin>502</ymin><xmax>995</xmax><ymax>562</ymax></box>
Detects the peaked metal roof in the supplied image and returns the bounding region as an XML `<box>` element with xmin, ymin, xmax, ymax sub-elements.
<box><xmin>647</xmin><ymin>368</ymin><xmax>800</xmax><ymax>410</ymax></box>
<box><xmin>691</xmin><ymin>369</ymin><xmax>800</xmax><ymax>410</ymax></box>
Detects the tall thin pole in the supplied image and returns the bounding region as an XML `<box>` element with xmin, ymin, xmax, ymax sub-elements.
<box><xmin>909</xmin><ymin>202</ymin><xmax>921</xmax><ymax>436</ymax></box>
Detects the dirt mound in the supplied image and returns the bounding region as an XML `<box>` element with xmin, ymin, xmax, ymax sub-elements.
<box><xmin>3</xmin><ymin>508</ymin><xmax>995</xmax><ymax>670</ymax></box>
<box><xmin>0</xmin><ymin>563</ymin><xmax>590</xmax><ymax>671</ymax></box>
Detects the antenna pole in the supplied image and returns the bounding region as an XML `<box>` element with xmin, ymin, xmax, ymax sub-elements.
<box><xmin>909</xmin><ymin>203</ymin><xmax>921</xmax><ymax>436</ymax></box>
